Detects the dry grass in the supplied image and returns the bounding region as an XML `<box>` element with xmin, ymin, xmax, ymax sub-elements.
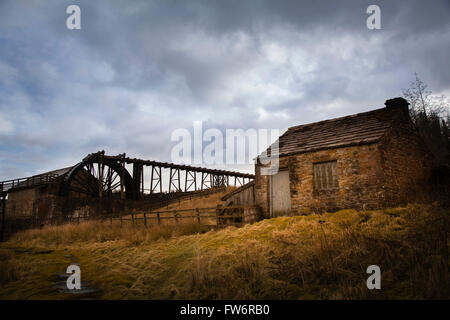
<box><xmin>8</xmin><ymin>221</ymin><xmax>210</xmax><ymax>247</ymax></box>
<box><xmin>0</xmin><ymin>250</ymin><xmax>21</xmax><ymax>286</ymax></box>
<box><xmin>0</xmin><ymin>203</ymin><xmax>448</xmax><ymax>299</ymax></box>
<box><xmin>164</xmin><ymin>187</ymin><xmax>233</xmax><ymax>210</ymax></box>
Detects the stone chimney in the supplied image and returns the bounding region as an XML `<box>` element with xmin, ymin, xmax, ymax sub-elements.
<box><xmin>384</xmin><ymin>97</ymin><xmax>409</xmax><ymax>114</ymax></box>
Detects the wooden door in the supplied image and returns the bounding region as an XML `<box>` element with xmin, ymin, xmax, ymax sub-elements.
<box><xmin>270</xmin><ymin>170</ymin><xmax>291</xmax><ymax>217</ymax></box>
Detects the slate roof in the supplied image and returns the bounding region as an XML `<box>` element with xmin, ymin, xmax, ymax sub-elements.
<box><xmin>262</xmin><ymin>103</ymin><xmax>407</xmax><ymax>158</ymax></box>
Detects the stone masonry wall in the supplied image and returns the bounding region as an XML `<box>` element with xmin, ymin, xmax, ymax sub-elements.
<box><xmin>255</xmin><ymin>143</ymin><xmax>386</xmax><ymax>216</ymax></box>
<box><xmin>254</xmin><ymin>163</ymin><xmax>270</xmax><ymax>217</ymax></box>
<box><xmin>378</xmin><ymin>114</ymin><xmax>434</xmax><ymax>206</ymax></box>
<box><xmin>6</xmin><ymin>187</ymin><xmax>40</xmax><ymax>218</ymax></box>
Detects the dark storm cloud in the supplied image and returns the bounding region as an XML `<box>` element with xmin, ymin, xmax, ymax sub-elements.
<box><xmin>0</xmin><ymin>0</ymin><xmax>449</xmax><ymax>179</ymax></box>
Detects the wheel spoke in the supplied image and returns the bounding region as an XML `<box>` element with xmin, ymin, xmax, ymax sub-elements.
<box><xmin>67</xmin><ymin>162</ymin><xmax>125</xmax><ymax>198</ymax></box>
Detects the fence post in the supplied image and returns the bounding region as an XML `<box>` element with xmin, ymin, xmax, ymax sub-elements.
<box><xmin>131</xmin><ymin>213</ymin><xmax>135</xmax><ymax>225</ymax></box>
<box><xmin>143</xmin><ymin>212</ymin><xmax>147</xmax><ymax>227</ymax></box>
<box><xmin>120</xmin><ymin>214</ymin><xmax>123</xmax><ymax>227</ymax></box>
<box><xmin>110</xmin><ymin>215</ymin><xmax>112</xmax><ymax>226</ymax></box>
<box><xmin>174</xmin><ymin>211</ymin><xmax>178</xmax><ymax>224</ymax></box>
<box><xmin>215</xmin><ymin>207</ymin><xmax>220</xmax><ymax>227</ymax></box>
<box><xmin>157</xmin><ymin>212</ymin><xmax>161</xmax><ymax>225</ymax></box>
<box><xmin>196</xmin><ymin>208</ymin><xmax>200</xmax><ymax>224</ymax></box>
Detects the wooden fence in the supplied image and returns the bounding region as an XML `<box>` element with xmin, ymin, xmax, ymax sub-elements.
<box><xmin>96</xmin><ymin>207</ymin><xmax>224</xmax><ymax>227</ymax></box>
<box><xmin>76</xmin><ymin>206</ymin><xmax>255</xmax><ymax>227</ymax></box>
<box><xmin>1</xmin><ymin>205</ymin><xmax>262</xmax><ymax>240</ymax></box>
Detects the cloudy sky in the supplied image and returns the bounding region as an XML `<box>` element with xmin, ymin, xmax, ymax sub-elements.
<box><xmin>0</xmin><ymin>0</ymin><xmax>449</xmax><ymax>180</ymax></box>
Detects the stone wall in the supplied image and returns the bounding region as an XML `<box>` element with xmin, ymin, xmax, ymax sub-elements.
<box><xmin>379</xmin><ymin>113</ymin><xmax>434</xmax><ymax>206</ymax></box>
<box><xmin>243</xmin><ymin>206</ymin><xmax>263</xmax><ymax>224</ymax></box>
<box><xmin>6</xmin><ymin>187</ymin><xmax>46</xmax><ymax>218</ymax></box>
<box><xmin>254</xmin><ymin>163</ymin><xmax>270</xmax><ymax>216</ymax></box>
<box><xmin>291</xmin><ymin>144</ymin><xmax>386</xmax><ymax>214</ymax></box>
<box><xmin>255</xmin><ymin>143</ymin><xmax>385</xmax><ymax>217</ymax></box>
<box><xmin>5</xmin><ymin>180</ymin><xmax>62</xmax><ymax>220</ymax></box>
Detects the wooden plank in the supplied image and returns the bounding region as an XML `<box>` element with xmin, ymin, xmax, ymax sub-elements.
<box><xmin>215</xmin><ymin>215</ymin><xmax>243</xmax><ymax>218</ymax></box>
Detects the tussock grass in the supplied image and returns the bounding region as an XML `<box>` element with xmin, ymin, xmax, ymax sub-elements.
<box><xmin>0</xmin><ymin>203</ymin><xmax>448</xmax><ymax>299</ymax></box>
<box><xmin>9</xmin><ymin>221</ymin><xmax>210</xmax><ymax>247</ymax></box>
<box><xmin>0</xmin><ymin>250</ymin><xmax>21</xmax><ymax>286</ymax></box>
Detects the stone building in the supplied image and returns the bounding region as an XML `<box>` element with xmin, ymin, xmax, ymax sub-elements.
<box><xmin>4</xmin><ymin>167</ymin><xmax>71</xmax><ymax>219</ymax></box>
<box><xmin>252</xmin><ymin>97</ymin><xmax>433</xmax><ymax>217</ymax></box>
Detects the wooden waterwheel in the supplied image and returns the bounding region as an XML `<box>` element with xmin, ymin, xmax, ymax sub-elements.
<box><xmin>60</xmin><ymin>154</ymin><xmax>134</xmax><ymax>199</ymax></box>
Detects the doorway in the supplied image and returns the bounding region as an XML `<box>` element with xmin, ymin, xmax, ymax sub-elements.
<box><xmin>270</xmin><ymin>170</ymin><xmax>291</xmax><ymax>217</ymax></box>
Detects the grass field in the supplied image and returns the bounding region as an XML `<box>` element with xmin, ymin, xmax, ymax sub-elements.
<box><xmin>0</xmin><ymin>203</ymin><xmax>448</xmax><ymax>299</ymax></box>
<box><xmin>164</xmin><ymin>187</ymin><xmax>234</xmax><ymax>210</ymax></box>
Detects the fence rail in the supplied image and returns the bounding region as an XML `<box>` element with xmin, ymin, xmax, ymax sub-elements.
<box><xmin>0</xmin><ymin>205</ymin><xmax>259</xmax><ymax>240</ymax></box>
<box><xmin>0</xmin><ymin>173</ymin><xmax>60</xmax><ymax>193</ymax></box>
<box><xmin>97</xmin><ymin>207</ymin><xmax>223</xmax><ymax>226</ymax></box>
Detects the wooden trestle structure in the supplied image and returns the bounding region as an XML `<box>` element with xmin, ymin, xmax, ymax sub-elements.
<box><xmin>1</xmin><ymin>151</ymin><xmax>254</xmax><ymax>200</ymax></box>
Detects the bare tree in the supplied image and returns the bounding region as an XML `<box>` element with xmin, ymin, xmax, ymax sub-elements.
<box><xmin>402</xmin><ymin>73</ymin><xmax>448</xmax><ymax>121</ymax></box>
<box><xmin>402</xmin><ymin>73</ymin><xmax>450</xmax><ymax>165</ymax></box>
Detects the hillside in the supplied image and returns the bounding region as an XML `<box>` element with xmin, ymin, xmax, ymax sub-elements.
<box><xmin>0</xmin><ymin>203</ymin><xmax>448</xmax><ymax>299</ymax></box>
<box><xmin>164</xmin><ymin>187</ymin><xmax>234</xmax><ymax>210</ymax></box>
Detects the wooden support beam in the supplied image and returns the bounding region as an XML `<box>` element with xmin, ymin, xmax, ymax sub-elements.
<box><xmin>194</xmin><ymin>171</ymin><xmax>197</xmax><ymax>191</ymax></box>
<box><xmin>120</xmin><ymin>153</ymin><xmax>125</xmax><ymax>200</ymax></box>
<box><xmin>141</xmin><ymin>166</ymin><xmax>144</xmax><ymax>195</ymax></box>
<box><xmin>169</xmin><ymin>168</ymin><xmax>173</xmax><ymax>193</ymax></box>
<box><xmin>98</xmin><ymin>151</ymin><xmax>104</xmax><ymax>198</ymax></box>
<box><xmin>150</xmin><ymin>166</ymin><xmax>154</xmax><ymax>194</ymax></box>
<box><xmin>132</xmin><ymin>163</ymin><xmax>143</xmax><ymax>199</ymax></box>
<box><xmin>0</xmin><ymin>195</ymin><xmax>6</xmax><ymax>242</ymax></box>
<box><xmin>150</xmin><ymin>166</ymin><xmax>162</xmax><ymax>194</ymax></box>
<box><xmin>159</xmin><ymin>167</ymin><xmax>162</xmax><ymax>193</ymax></box>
